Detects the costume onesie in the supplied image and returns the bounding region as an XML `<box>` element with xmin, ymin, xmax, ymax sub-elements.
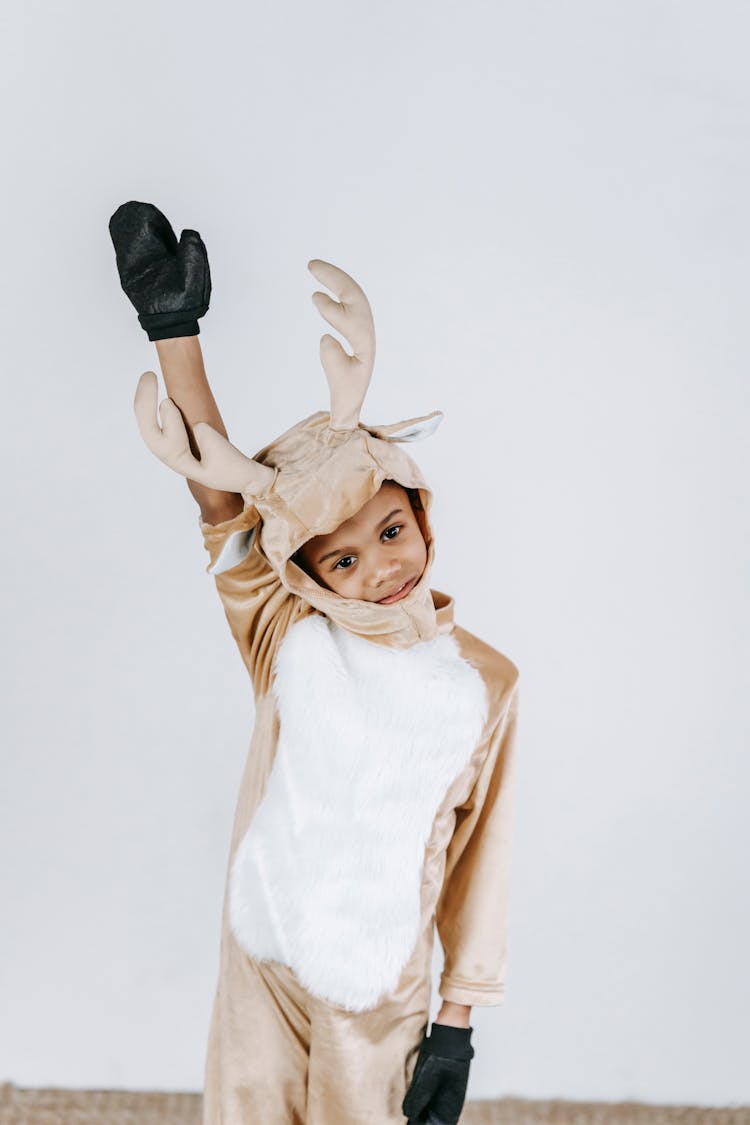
<box><xmin>133</xmin><ymin>261</ymin><xmax>520</xmax><ymax>1125</ymax></box>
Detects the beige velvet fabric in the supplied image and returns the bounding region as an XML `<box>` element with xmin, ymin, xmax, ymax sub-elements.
<box><xmin>199</xmin><ymin>500</ymin><xmax>518</xmax><ymax>1119</ymax></box>
<box><xmin>131</xmin><ymin>256</ymin><xmax>520</xmax><ymax>1120</ymax></box>
<box><xmin>188</xmin><ymin>402</ymin><xmax>519</xmax><ymax>1122</ymax></box>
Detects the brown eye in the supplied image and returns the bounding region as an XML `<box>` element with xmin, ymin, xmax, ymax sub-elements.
<box><xmin>332</xmin><ymin>526</ymin><xmax>403</xmax><ymax>572</ymax></box>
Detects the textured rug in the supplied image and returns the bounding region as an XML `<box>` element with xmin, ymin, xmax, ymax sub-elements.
<box><xmin>0</xmin><ymin>1084</ymin><xmax>748</xmax><ymax>1125</ymax></box>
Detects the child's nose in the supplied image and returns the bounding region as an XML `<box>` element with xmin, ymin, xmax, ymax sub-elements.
<box><xmin>371</xmin><ymin>565</ymin><xmax>403</xmax><ymax>591</ymax></box>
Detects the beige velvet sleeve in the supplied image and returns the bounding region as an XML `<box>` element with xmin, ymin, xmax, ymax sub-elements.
<box><xmin>199</xmin><ymin>504</ymin><xmax>308</xmax><ymax>699</ymax></box>
<box><xmin>436</xmin><ymin>681</ymin><xmax>520</xmax><ymax>1007</ymax></box>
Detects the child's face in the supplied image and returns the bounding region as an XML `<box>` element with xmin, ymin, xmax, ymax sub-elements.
<box><xmin>294</xmin><ymin>481</ymin><xmax>428</xmax><ymax>603</ymax></box>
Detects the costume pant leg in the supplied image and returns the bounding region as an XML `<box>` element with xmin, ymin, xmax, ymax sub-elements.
<box><xmin>203</xmin><ymin>940</ymin><xmax>310</xmax><ymax>1124</ymax></box>
<box><xmin>306</xmin><ymin>928</ymin><xmax>433</xmax><ymax>1125</ymax></box>
<box><xmin>204</xmin><ymin>915</ymin><xmax>433</xmax><ymax>1123</ymax></box>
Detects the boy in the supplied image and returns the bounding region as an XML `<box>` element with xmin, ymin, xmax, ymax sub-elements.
<box><xmin>109</xmin><ymin>201</ymin><xmax>520</xmax><ymax>1125</ymax></box>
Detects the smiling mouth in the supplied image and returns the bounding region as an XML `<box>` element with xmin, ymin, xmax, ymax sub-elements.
<box><xmin>376</xmin><ymin>577</ymin><xmax>415</xmax><ymax>604</ymax></box>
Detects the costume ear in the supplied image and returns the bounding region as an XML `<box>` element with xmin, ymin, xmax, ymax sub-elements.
<box><xmin>365</xmin><ymin>411</ymin><xmax>444</xmax><ymax>443</ymax></box>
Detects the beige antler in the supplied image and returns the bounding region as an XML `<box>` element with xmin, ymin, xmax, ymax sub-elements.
<box><xmin>133</xmin><ymin>371</ymin><xmax>276</xmax><ymax>501</ymax></box>
<box><xmin>308</xmin><ymin>259</ymin><xmax>376</xmax><ymax>431</ymax></box>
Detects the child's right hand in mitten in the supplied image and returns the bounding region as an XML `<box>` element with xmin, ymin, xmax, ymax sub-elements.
<box><xmin>108</xmin><ymin>200</ymin><xmax>211</xmax><ymax>341</ymax></box>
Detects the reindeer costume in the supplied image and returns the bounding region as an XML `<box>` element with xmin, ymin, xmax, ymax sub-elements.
<box><xmin>111</xmin><ymin>205</ymin><xmax>519</xmax><ymax>1125</ymax></box>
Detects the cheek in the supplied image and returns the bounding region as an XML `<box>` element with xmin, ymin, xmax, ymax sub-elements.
<box><xmin>410</xmin><ymin>527</ymin><xmax>428</xmax><ymax>559</ymax></box>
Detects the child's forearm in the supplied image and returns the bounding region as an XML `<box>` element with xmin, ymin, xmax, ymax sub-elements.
<box><xmin>434</xmin><ymin>1001</ymin><xmax>472</xmax><ymax>1028</ymax></box>
<box><xmin>154</xmin><ymin>336</ymin><xmax>244</xmax><ymax>524</ymax></box>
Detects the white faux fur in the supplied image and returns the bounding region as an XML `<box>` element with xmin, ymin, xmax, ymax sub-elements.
<box><xmin>228</xmin><ymin>613</ymin><xmax>489</xmax><ymax>1012</ymax></box>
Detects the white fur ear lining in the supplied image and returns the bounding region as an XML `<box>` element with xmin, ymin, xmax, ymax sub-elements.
<box><xmin>368</xmin><ymin>412</ymin><xmax>444</xmax><ymax>443</ymax></box>
<box><xmin>209</xmin><ymin>526</ymin><xmax>257</xmax><ymax>576</ymax></box>
<box><xmin>387</xmin><ymin>416</ymin><xmax>442</xmax><ymax>442</ymax></box>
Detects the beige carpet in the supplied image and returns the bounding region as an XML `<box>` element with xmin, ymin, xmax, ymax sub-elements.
<box><xmin>0</xmin><ymin>1085</ymin><xmax>748</xmax><ymax>1125</ymax></box>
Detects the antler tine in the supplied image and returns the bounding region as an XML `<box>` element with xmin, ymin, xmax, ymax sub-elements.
<box><xmin>133</xmin><ymin>371</ymin><xmax>276</xmax><ymax>501</ymax></box>
<box><xmin>308</xmin><ymin>259</ymin><xmax>376</xmax><ymax>431</ymax></box>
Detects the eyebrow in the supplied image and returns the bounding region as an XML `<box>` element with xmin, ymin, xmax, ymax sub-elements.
<box><xmin>317</xmin><ymin>509</ymin><xmax>405</xmax><ymax>565</ymax></box>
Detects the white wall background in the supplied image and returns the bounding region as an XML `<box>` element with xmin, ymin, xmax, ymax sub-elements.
<box><xmin>0</xmin><ymin>0</ymin><xmax>747</xmax><ymax>1108</ymax></box>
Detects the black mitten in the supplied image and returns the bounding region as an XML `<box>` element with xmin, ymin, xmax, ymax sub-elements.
<box><xmin>402</xmin><ymin>1023</ymin><xmax>474</xmax><ymax>1124</ymax></box>
<box><xmin>108</xmin><ymin>200</ymin><xmax>211</xmax><ymax>341</ymax></box>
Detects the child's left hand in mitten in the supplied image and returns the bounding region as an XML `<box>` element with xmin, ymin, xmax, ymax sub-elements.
<box><xmin>402</xmin><ymin>1022</ymin><xmax>474</xmax><ymax>1124</ymax></box>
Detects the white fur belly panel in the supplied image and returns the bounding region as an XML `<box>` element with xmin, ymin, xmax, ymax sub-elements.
<box><xmin>228</xmin><ymin>614</ymin><xmax>488</xmax><ymax>1012</ymax></box>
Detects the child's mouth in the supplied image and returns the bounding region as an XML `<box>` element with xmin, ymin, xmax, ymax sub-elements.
<box><xmin>376</xmin><ymin>577</ymin><xmax>416</xmax><ymax>604</ymax></box>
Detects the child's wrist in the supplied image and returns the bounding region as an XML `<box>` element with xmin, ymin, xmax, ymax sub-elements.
<box><xmin>434</xmin><ymin>1000</ymin><xmax>472</xmax><ymax>1028</ymax></box>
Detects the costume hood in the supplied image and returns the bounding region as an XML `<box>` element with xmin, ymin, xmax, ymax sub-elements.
<box><xmin>134</xmin><ymin>259</ymin><xmax>448</xmax><ymax>647</ymax></box>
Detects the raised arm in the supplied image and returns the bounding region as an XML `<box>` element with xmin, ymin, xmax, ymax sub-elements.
<box><xmin>109</xmin><ymin>200</ymin><xmax>242</xmax><ymax>524</ymax></box>
<box><xmin>154</xmin><ymin>336</ymin><xmax>243</xmax><ymax>524</ymax></box>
